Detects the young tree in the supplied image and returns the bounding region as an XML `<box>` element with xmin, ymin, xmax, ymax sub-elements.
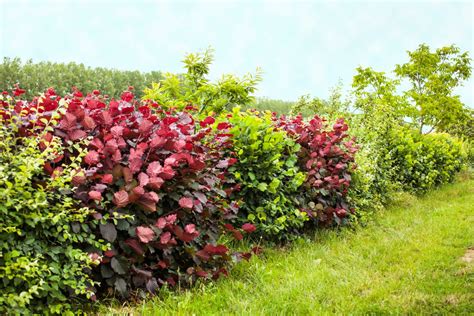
<box><xmin>142</xmin><ymin>48</ymin><xmax>262</xmax><ymax>114</ymax></box>
<box><xmin>394</xmin><ymin>44</ymin><xmax>471</xmax><ymax>133</ymax></box>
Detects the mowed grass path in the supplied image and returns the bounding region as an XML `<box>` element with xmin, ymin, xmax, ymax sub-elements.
<box><xmin>102</xmin><ymin>179</ymin><xmax>474</xmax><ymax>315</ymax></box>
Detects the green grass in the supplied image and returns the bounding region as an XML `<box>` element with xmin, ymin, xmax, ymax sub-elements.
<box><xmin>100</xmin><ymin>179</ymin><xmax>474</xmax><ymax>315</ymax></box>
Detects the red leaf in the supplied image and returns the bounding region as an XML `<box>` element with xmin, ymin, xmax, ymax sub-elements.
<box><xmin>217</xmin><ymin>122</ymin><xmax>231</xmax><ymax>130</ymax></box>
<box><xmin>132</xmin><ymin>186</ymin><xmax>145</xmax><ymax>197</ymax></box>
<box><xmin>155</xmin><ymin>217</ymin><xmax>166</xmax><ymax>229</ymax></box>
<box><xmin>242</xmin><ymin>223</ymin><xmax>256</xmax><ymax>233</ymax></box>
<box><xmin>165</xmin><ymin>213</ymin><xmax>177</xmax><ymax>224</ymax></box>
<box><xmin>199</xmin><ymin>116</ymin><xmax>215</xmax><ymax>127</ymax></box>
<box><xmin>82</xmin><ymin>116</ymin><xmax>96</xmax><ymax>130</ymax></box>
<box><xmin>90</xmin><ymin>138</ymin><xmax>104</xmax><ymax>150</ymax></box>
<box><xmin>136</xmin><ymin>226</ymin><xmax>155</xmax><ymax>243</ymax></box>
<box><xmin>84</xmin><ymin>150</ymin><xmax>100</xmax><ymax>165</ymax></box>
<box><xmin>104</xmin><ymin>139</ymin><xmax>118</xmax><ymax>154</ymax></box>
<box><xmin>88</xmin><ymin>190</ymin><xmax>102</xmax><ymax>201</ymax></box>
<box><xmin>100</xmin><ymin>111</ymin><xmax>113</xmax><ymax>126</ymax></box>
<box><xmin>13</xmin><ymin>87</ymin><xmax>26</xmax><ymax>96</ymax></box>
<box><xmin>190</xmin><ymin>159</ymin><xmax>206</xmax><ymax>171</ymax></box>
<box><xmin>113</xmin><ymin>190</ymin><xmax>129</xmax><ymax>207</ymax></box>
<box><xmin>138</xmin><ymin>119</ymin><xmax>153</xmax><ymax>134</ymax></box>
<box><xmin>137</xmin><ymin>192</ymin><xmax>159</xmax><ymax>212</ymax></box>
<box><xmin>69</xmin><ymin>129</ymin><xmax>87</xmax><ymax>140</ymax></box>
<box><xmin>72</xmin><ymin>175</ymin><xmax>86</xmax><ymax>186</ymax></box>
<box><xmin>212</xmin><ymin>268</ymin><xmax>228</xmax><ymax>280</ymax></box>
<box><xmin>159</xmin><ymin>166</ymin><xmax>175</xmax><ymax>180</ymax></box>
<box><xmin>196</xmin><ymin>270</ymin><xmax>208</xmax><ymax>278</ymax></box>
<box><xmin>121</xmin><ymin>91</ymin><xmax>134</xmax><ymax>102</ymax></box>
<box><xmin>160</xmin><ymin>231</ymin><xmax>172</xmax><ymax>244</ymax></box>
<box><xmin>129</xmin><ymin>158</ymin><xmax>143</xmax><ymax>175</ymax></box>
<box><xmin>196</xmin><ymin>250</ymin><xmax>210</xmax><ymax>261</ymax></box>
<box><xmin>252</xmin><ymin>246</ymin><xmax>263</xmax><ymax>255</ymax></box>
<box><xmin>111</xmin><ymin>126</ymin><xmax>124</xmax><ymax>137</ymax></box>
<box><xmin>104</xmin><ymin>250</ymin><xmax>116</xmax><ymax>257</ymax></box>
<box><xmin>101</xmin><ymin>174</ymin><xmax>113</xmax><ymax>184</ymax></box>
<box><xmin>203</xmin><ymin>244</ymin><xmax>228</xmax><ymax>255</ymax></box>
<box><xmin>147</xmin><ymin>177</ymin><xmax>164</xmax><ymax>190</ymax></box>
<box><xmin>125</xmin><ymin>238</ymin><xmax>144</xmax><ymax>255</ymax></box>
<box><xmin>157</xmin><ymin>260</ymin><xmax>168</xmax><ymax>269</ymax></box>
<box><xmin>224</xmin><ymin>223</ymin><xmax>235</xmax><ymax>231</ymax></box>
<box><xmin>150</xmin><ymin>136</ymin><xmax>166</xmax><ymax>148</ymax></box>
<box><xmin>184</xmin><ymin>224</ymin><xmax>196</xmax><ymax>234</ymax></box>
<box><xmin>146</xmin><ymin>161</ymin><xmax>162</xmax><ymax>177</ymax></box>
<box><xmin>179</xmin><ymin>197</ymin><xmax>193</xmax><ymax>209</ymax></box>
<box><xmin>233</xmin><ymin>230</ymin><xmax>243</xmax><ymax>240</ymax></box>
<box><xmin>138</xmin><ymin>172</ymin><xmax>149</xmax><ymax>187</ymax></box>
<box><xmin>73</xmin><ymin>89</ymin><xmax>83</xmax><ymax>97</ymax></box>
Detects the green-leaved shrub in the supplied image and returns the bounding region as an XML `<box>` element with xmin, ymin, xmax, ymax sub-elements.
<box><xmin>388</xmin><ymin>127</ymin><xmax>466</xmax><ymax>193</ymax></box>
<box><xmin>0</xmin><ymin>102</ymin><xmax>104</xmax><ymax>314</ymax></box>
<box><xmin>226</xmin><ymin>109</ymin><xmax>307</xmax><ymax>238</ymax></box>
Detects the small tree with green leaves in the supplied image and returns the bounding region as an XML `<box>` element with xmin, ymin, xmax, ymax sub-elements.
<box><xmin>143</xmin><ymin>48</ymin><xmax>262</xmax><ymax>114</ymax></box>
<box><xmin>394</xmin><ymin>44</ymin><xmax>471</xmax><ymax>133</ymax></box>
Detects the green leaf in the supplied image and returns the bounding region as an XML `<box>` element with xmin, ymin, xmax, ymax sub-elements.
<box><xmin>257</xmin><ymin>182</ymin><xmax>268</xmax><ymax>191</ymax></box>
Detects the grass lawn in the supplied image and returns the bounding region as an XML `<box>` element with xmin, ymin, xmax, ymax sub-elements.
<box><xmin>100</xmin><ymin>177</ymin><xmax>474</xmax><ymax>315</ymax></box>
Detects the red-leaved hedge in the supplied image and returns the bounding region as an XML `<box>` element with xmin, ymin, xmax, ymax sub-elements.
<box><xmin>1</xmin><ymin>87</ymin><xmax>256</xmax><ymax>298</ymax></box>
<box><xmin>277</xmin><ymin>114</ymin><xmax>358</xmax><ymax>226</ymax></box>
<box><xmin>1</xmin><ymin>86</ymin><xmax>357</xmax><ymax>304</ymax></box>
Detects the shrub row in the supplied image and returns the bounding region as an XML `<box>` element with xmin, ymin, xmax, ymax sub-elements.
<box><xmin>0</xmin><ymin>87</ymin><xmax>358</xmax><ymax>313</ymax></box>
<box><xmin>387</xmin><ymin>127</ymin><xmax>465</xmax><ymax>193</ymax></box>
<box><xmin>347</xmin><ymin>120</ymin><xmax>467</xmax><ymax>220</ymax></box>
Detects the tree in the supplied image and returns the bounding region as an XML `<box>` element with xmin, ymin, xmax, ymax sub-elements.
<box><xmin>394</xmin><ymin>44</ymin><xmax>471</xmax><ymax>133</ymax></box>
<box><xmin>0</xmin><ymin>57</ymin><xmax>163</xmax><ymax>98</ymax></box>
<box><xmin>290</xmin><ymin>82</ymin><xmax>351</xmax><ymax>119</ymax></box>
<box><xmin>142</xmin><ymin>48</ymin><xmax>262</xmax><ymax>114</ymax></box>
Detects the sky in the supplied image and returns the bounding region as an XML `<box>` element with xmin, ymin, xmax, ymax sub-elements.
<box><xmin>0</xmin><ymin>0</ymin><xmax>473</xmax><ymax>105</ymax></box>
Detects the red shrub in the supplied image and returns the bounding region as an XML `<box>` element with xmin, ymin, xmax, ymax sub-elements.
<box><xmin>1</xmin><ymin>87</ymin><xmax>249</xmax><ymax>298</ymax></box>
<box><xmin>276</xmin><ymin>114</ymin><xmax>358</xmax><ymax>226</ymax></box>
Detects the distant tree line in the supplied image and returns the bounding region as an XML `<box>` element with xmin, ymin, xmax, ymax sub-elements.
<box><xmin>0</xmin><ymin>57</ymin><xmax>163</xmax><ymax>98</ymax></box>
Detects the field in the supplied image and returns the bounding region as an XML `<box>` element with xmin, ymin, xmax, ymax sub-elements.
<box><xmin>102</xmin><ymin>176</ymin><xmax>474</xmax><ymax>315</ymax></box>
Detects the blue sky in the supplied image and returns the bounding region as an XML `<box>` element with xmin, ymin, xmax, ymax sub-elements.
<box><xmin>1</xmin><ymin>0</ymin><xmax>472</xmax><ymax>105</ymax></box>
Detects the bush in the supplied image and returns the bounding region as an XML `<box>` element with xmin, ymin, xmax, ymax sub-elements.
<box><xmin>278</xmin><ymin>115</ymin><xmax>358</xmax><ymax>227</ymax></box>
<box><xmin>0</xmin><ymin>93</ymin><xmax>104</xmax><ymax>314</ymax></box>
<box><xmin>388</xmin><ymin>127</ymin><xmax>466</xmax><ymax>193</ymax></box>
<box><xmin>224</xmin><ymin>109</ymin><xmax>307</xmax><ymax>238</ymax></box>
<box><xmin>13</xmin><ymin>88</ymin><xmax>253</xmax><ymax>298</ymax></box>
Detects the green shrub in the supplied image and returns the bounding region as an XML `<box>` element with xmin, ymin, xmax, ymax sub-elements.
<box><xmin>225</xmin><ymin>109</ymin><xmax>307</xmax><ymax>238</ymax></box>
<box><xmin>0</xmin><ymin>98</ymin><xmax>104</xmax><ymax>314</ymax></box>
<box><xmin>388</xmin><ymin>127</ymin><xmax>466</xmax><ymax>193</ymax></box>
